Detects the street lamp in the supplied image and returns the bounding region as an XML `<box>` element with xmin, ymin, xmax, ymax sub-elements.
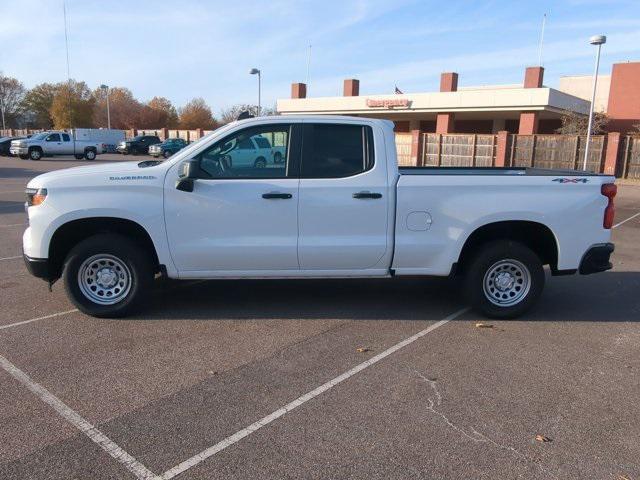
<box><xmin>100</xmin><ymin>84</ymin><xmax>111</xmax><ymax>129</ymax></box>
<box><xmin>582</xmin><ymin>34</ymin><xmax>606</xmax><ymax>171</ymax></box>
<box><xmin>249</xmin><ymin>68</ymin><xmax>261</xmax><ymax>116</ymax></box>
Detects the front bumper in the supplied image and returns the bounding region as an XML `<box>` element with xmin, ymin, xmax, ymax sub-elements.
<box><xmin>116</xmin><ymin>146</ymin><xmax>129</xmax><ymax>154</ymax></box>
<box><xmin>579</xmin><ymin>243</ymin><xmax>614</xmax><ymax>275</ymax></box>
<box><xmin>23</xmin><ymin>253</ymin><xmax>52</xmax><ymax>281</ymax></box>
<box><xmin>10</xmin><ymin>147</ymin><xmax>28</xmax><ymax>155</ymax></box>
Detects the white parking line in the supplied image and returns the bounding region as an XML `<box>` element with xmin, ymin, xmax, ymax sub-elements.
<box><xmin>0</xmin><ymin>255</ymin><xmax>21</xmax><ymax>261</ymax></box>
<box><xmin>159</xmin><ymin>307</ymin><xmax>469</xmax><ymax>480</ymax></box>
<box><xmin>613</xmin><ymin>211</ymin><xmax>640</xmax><ymax>229</ymax></box>
<box><xmin>0</xmin><ymin>309</ymin><xmax>78</xmax><ymax>331</ymax></box>
<box><xmin>0</xmin><ymin>353</ymin><xmax>159</xmax><ymax>480</ymax></box>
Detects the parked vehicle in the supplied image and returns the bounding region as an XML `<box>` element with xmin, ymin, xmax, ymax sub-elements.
<box><xmin>10</xmin><ymin>131</ymin><xmax>105</xmax><ymax>160</ymax></box>
<box><xmin>74</xmin><ymin>128</ymin><xmax>125</xmax><ymax>154</ymax></box>
<box><xmin>116</xmin><ymin>135</ymin><xmax>161</xmax><ymax>155</ymax></box>
<box><xmin>0</xmin><ymin>136</ymin><xmax>25</xmax><ymax>156</ymax></box>
<box><xmin>218</xmin><ymin>133</ymin><xmax>285</xmax><ymax>168</ymax></box>
<box><xmin>149</xmin><ymin>138</ymin><xmax>188</xmax><ymax>159</ymax></box>
<box><xmin>22</xmin><ymin>116</ymin><xmax>616</xmax><ymax>319</ymax></box>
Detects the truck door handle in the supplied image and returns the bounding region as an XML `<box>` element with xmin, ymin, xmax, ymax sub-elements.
<box><xmin>262</xmin><ymin>192</ymin><xmax>292</xmax><ymax>199</ymax></box>
<box><xmin>353</xmin><ymin>191</ymin><xmax>382</xmax><ymax>199</ymax></box>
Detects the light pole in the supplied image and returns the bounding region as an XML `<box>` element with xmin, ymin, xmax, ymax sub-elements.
<box><xmin>100</xmin><ymin>84</ymin><xmax>111</xmax><ymax>129</ymax></box>
<box><xmin>583</xmin><ymin>34</ymin><xmax>606</xmax><ymax>171</ymax></box>
<box><xmin>249</xmin><ymin>68</ymin><xmax>261</xmax><ymax>116</ymax></box>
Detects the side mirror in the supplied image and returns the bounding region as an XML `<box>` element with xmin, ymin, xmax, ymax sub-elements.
<box><xmin>176</xmin><ymin>159</ymin><xmax>199</xmax><ymax>192</ymax></box>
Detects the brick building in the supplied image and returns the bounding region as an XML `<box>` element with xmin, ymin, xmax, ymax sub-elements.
<box><xmin>277</xmin><ymin>62</ymin><xmax>640</xmax><ymax>135</ymax></box>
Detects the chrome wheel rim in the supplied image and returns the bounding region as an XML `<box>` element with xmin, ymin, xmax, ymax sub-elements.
<box><xmin>78</xmin><ymin>254</ymin><xmax>132</xmax><ymax>305</ymax></box>
<box><xmin>483</xmin><ymin>259</ymin><xmax>531</xmax><ymax>307</ymax></box>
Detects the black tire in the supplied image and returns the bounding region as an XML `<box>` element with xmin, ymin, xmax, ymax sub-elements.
<box><xmin>19</xmin><ymin>154</ymin><xmax>29</xmax><ymax>160</ymax></box>
<box><xmin>29</xmin><ymin>148</ymin><xmax>42</xmax><ymax>161</ymax></box>
<box><xmin>63</xmin><ymin>234</ymin><xmax>154</xmax><ymax>318</ymax></box>
<box><xmin>131</xmin><ymin>147</ymin><xmax>138</xmax><ymax>155</ymax></box>
<box><xmin>254</xmin><ymin>157</ymin><xmax>266</xmax><ymax>168</ymax></box>
<box><xmin>163</xmin><ymin>150</ymin><xmax>172</xmax><ymax>159</ymax></box>
<box><xmin>464</xmin><ymin>240</ymin><xmax>544</xmax><ymax>319</ymax></box>
<box><xmin>84</xmin><ymin>149</ymin><xmax>96</xmax><ymax>160</ymax></box>
<box><xmin>75</xmin><ymin>154</ymin><xmax>84</xmax><ymax>160</ymax></box>
<box><xmin>273</xmin><ymin>151</ymin><xmax>283</xmax><ymax>163</ymax></box>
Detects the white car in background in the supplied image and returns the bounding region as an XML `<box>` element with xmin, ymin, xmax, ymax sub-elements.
<box><xmin>216</xmin><ymin>133</ymin><xmax>285</xmax><ymax>168</ymax></box>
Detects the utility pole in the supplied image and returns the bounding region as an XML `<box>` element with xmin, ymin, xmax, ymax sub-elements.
<box><xmin>583</xmin><ymin>35</ymin><xmax>606</xmax><ymax>171</ymax></box>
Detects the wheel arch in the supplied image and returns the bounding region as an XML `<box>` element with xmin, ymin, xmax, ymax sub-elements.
<box><xmin>455</xmin><ymin>220</ymin><xmax>559</xmax><ymax>275</ymax></box>
<box><xmin>48</xmin><ymin>217</ymin><xmax>160</xmax><ymax>281</ymax></box>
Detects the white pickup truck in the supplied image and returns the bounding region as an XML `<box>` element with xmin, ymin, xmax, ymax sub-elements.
<box><xmin>22</xmin><ymin>116</ymin><xmax>616</xmax><ymax>319</ymax></box>
<box><xmin>10</xmin><ymin>130</ymin><xmax>105</xmax><ymax>161</ymax></box>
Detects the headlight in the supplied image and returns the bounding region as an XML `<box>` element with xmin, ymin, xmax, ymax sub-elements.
<box><xmin>25</xmin><ymin>188</ymin><xmax>47</xmax><ymax>206</ymax></box>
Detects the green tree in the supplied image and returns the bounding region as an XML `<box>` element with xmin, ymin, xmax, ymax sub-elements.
<box><xmin>178</xmin><ymin>98</ymin><xmax>218</xmax><ymax>129</ymax></box>
<box><xmin>50</xmin><ymin>80</ymin><xmax>95</xmax><ymax>129</ymax></box>
<box><xmin>21</xmin><ymin>82</ymin><xmax>58</xmax><ymax>128</ymax></box>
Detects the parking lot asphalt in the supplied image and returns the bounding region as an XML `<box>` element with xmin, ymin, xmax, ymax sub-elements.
<box><xmin>0</xmin><ymin>153</ymin><xmax>639</xmax><ymax>480</ymax></box>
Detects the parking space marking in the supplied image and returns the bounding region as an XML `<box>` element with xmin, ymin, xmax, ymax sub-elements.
<box><xmin>0</xmin><ymin>309</ymin><xmax>79</xmax><ymax>331</ymax></box>
<box><xmin>0</xmin><ymin>353</ymin><xmax>159</xmax><ymax>480</ymax></box>
<box><xmin>0</xmin><ymin>255</ymin><xmax>21</xmax><ymax>261</ymax></box>
<box><xmin>159</xmin><ymin>307</ymin><xmax>469</xmax><ymax>480</ymax></box>
<box><xmin>613</xmin><ymin>211</ymin><xmax>640</xmax><ymax>229</ymax></box>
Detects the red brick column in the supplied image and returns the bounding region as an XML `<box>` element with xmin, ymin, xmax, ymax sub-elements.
<box><xmin>604</xmin><ymin>132</ymin><xmax>621</xmax><ymax>175</ymax></box>
<box><xmin>518</xmin><ymin>112</ymin><xmax>539</xmax><ymax>135</ymax></box>
<box><xmin>343</xmin><ymin>79</ymin><xmax>360</xmax><ymax>96</ymax></box>
<box><xmin>436</xmin><ymin>72</ymin><xmax>458</xmax><ymax>134</ymax></box>
<box><xmin>495</xmin><ymin>131</ymin><xmax>509</xmax><ymax>167</ymax></box>
<box><xmin>524</xmin><ymin>66</ymin><xmax>544</xmax><ymax>88</ymax></box>
<box><xmin>410</xmin><ymin>129</ymin><xmax>422</xmax><ymax>166</ymax></box>
<box><xmin>518</xmin><ymin>67</ymin><xmax>544</xmax><ymax>135</ymax></box>
<box><xmin>291</xmin><ymin>83</ymin><xmax>307</xmax><ymax>99</ymax></box>
<box><xmin>436</xmin><ymin>114</ymin><xmax>454</xmax><ymax>134</ymax></box>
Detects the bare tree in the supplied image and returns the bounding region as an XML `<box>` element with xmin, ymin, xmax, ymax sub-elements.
<box><xmin>0</xmin><ymin>72</ymin><xmax>26</xmax><ymax>129</ymax></box>
<box><xmin>555</xmin><ymin>110</ymin><xmax>609</xmax><ymax>135</ymax></box>
<box><xmin>219</xmin><ymin>104</ymin><xmax>278</xmax><ymax>125</ymax></box>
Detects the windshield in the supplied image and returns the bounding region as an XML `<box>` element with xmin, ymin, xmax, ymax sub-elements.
<box><xmin>30</xmin><ymin>133</ymin><xmax>49</xmax><ymax>140</ymax></box>
<box><xmin>130</xmin><ymin>136</ymin><xmax>144</xmax><ymax>141</ymax></box>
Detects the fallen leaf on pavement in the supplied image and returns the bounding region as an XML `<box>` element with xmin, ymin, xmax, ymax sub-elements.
<box><xmin>535</xmin><ymin>435</ymin><xmax>552</xmax><ymax>443</ymax></box>
<box><xmin>475</xmin><ymin>323</ymin><xmax>494</xmax><ymax>328</ymax></box>
<box><xmin>356</xmin><ymin>347</ymin><xmax>371</xmax><ymax>353</ymax></box>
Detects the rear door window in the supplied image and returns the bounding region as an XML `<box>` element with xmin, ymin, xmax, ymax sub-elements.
<box><xmin>301</xmin><ymin>124</ymin><xmax>373</xmax><ymax>178</ymax></box>
<box><xmin>62</xmin><ymin>133</ymin><xmax>71</xmax><ymax>142</ymax></box>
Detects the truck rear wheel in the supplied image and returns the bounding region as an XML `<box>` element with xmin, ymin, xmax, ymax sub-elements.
<box><xmin>464</xmin><ymin>240</ymin><xmax>544</xmax><ymax>319</ymax></box>
<box><xmin>63</xmin><ymin>234</ymin><xmax>153</xmax><ymax>318</ymax></box>
<box><xmin>84</xmin><ymin>149</ymin><xmax>96</xmax><ymax>160</ymax></box>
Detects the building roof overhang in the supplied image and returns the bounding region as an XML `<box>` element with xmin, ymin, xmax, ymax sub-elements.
<box><xmin>277</xmin><ymin>87</ymin><xmax>590</xmax><ymax>117</ymax></box>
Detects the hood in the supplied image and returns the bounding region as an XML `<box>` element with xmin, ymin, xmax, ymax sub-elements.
<box><xmin>27</xmin><ymin>161</ymin><xmax>154</xmax><ymax>188</ymax></box>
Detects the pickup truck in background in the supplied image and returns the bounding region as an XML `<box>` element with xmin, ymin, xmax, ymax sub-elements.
<box><xmin>22</xmin><ymin>116</ymin><xmax>616</xmax><ymax>319</ymax></box>
<box><xmin>10</xmin><ymin>130</ymin><xmax>106</xmax><ymax>160</ymax></box>
<box><xmin>116</xmin><ymin>135</ymin><xmax>161</xmax><ymax>155</ymax></box>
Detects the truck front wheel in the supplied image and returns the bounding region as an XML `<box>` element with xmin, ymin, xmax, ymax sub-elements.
<box><xmin>29</xmin><ymin>148</ymin><xmax>42</xmax><ymax>161</ymax></box>
<box><xmin>63</xmin><ymin>234</ymin><xmax>153</xmax><ymax>318</ymax></box>
<box><xmin>84</xmin><ymin>149</ymin><xmax>96</xmax><ymax>160</ymax></box>
<box><xmin>464</xmin><ymin>240</ymin><xmax>544</xmax><ymax>319</ymax></box>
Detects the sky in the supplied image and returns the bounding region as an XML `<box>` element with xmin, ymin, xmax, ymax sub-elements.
<box><xmin>1</xmin><ymin>0</ymin><xmax>640</xmax><ymax>115</ymax></box>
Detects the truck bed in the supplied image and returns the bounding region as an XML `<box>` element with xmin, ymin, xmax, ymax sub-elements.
<box><xmin>399</xmin><ymin>167</ymin><xmax>606</xmax><ymax>176</ymax></box>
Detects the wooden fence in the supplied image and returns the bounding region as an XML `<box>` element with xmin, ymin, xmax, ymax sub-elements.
<box><xmin>395</xmin><ymin>133</ymin><xmax>413</xmax><ymax>166</ymax></box>
<box><xmin>509</xmin><ymin>135</ymin><xmax>605</xmax><ymax>172</ymax></box>
<box><xmin>619</xmin><ymin>135</ymin><xmax>640</xmax><ymax>179</ymax></box>
<box><xmin>421</xmin><ymin>133</ymin><xmax>496</xmax><ymax>167</ymax></box>
<box><xmin>400</xmin><ymin>133</ymin><xmax>608</xmax><ymax>172</ymax></box>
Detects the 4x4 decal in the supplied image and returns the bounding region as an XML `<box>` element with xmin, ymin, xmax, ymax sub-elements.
<box><xmin>552</xmin><ymin>178</ymin><xmax>589</xmax><ymax>183</ymax></box>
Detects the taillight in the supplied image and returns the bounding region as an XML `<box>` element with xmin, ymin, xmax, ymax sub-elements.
<box><xmin>601</xmin><ymin>183</ymin><xmax>617</xmax><ymax>229</ymax></box>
